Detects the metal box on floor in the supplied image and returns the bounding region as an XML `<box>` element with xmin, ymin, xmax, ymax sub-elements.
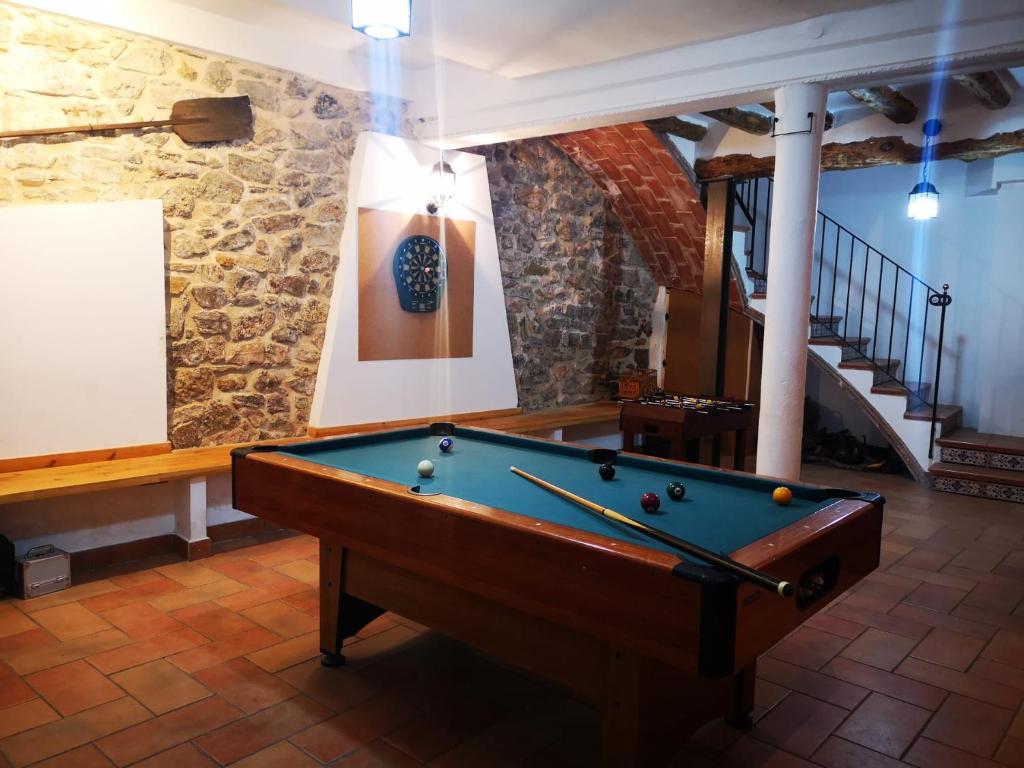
<box><xmin>15</xmin><ymin>545</ymin><xmax>70</xmax><ymax>599</ymax></box>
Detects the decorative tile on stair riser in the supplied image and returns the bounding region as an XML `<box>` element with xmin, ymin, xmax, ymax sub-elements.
<box><xmin>940</xmin><ymin>448</ymin><xmax>1024</xmax><ymax>472</ymax></box>
<box><xmin>990</xmin><ymin>452</ymin><xmax>1024</xmax><ymax>471</ymax></box>
<box><xmin>839</xmin><ymin>344</ymin><xmax>870</xmax><ymax>361</ymax></box>
<box><xmin>931</xmin><ymin>476</ymin><xmax>1024</xmax><ymax>502</ymax></box>
<box><xmin>940</xmin><ymin>448</ymin><xmax>988</xmax><ymax>467</ymax></box>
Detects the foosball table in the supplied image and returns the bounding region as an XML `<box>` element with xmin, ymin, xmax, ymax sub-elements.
<box><xmin>619</xmin><ymin>394</ymin><xmax>757</xmax><ymax>469</ymax></box>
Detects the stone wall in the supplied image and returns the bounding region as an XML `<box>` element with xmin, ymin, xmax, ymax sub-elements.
<box><xmin>0</xmin><ymin>3</ymin><xmax>405</xmax><ymax>448</ymax></box>
<box><xmin>475</xmin><ymin>139</ymin><xmax>658</xmax><ymax>410</ymax></box>
<box><xmin>0</xmin><ymin>4</ymin><xmax>656</xmax><ymax>443</ymax></box>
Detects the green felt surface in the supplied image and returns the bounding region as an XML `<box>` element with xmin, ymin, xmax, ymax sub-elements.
<box><xmin>280</xmin><ymin>427</ymin><xmax>850</xmax><ymax>557</ymax></box>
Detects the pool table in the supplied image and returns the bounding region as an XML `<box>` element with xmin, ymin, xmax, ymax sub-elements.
<box><xmin>231</xmin><ymin>424</ymin><xmax>883</xmax><ymax>767</ymax></box>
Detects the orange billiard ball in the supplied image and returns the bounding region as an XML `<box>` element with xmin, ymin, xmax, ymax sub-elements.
<box><xmin>772</xmin><ymin>486</ymin><xmax>793</xmax><ymax>506</ymax></box>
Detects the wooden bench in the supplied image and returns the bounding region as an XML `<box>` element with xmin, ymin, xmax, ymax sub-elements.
<box><xmin>0</xmin><ymin>402</ymin><xmax>621</xmax><ymax>562</ymax></box>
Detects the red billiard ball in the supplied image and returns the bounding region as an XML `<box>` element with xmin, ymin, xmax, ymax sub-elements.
<box><xmin>640</xmin><ymin>492</ymin><xmax>661</xmax><ymax>513</ymax></box>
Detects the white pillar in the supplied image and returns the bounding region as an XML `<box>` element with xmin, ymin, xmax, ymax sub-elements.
<box><xmin>756</xmin><ymin>83</ymin><xmax>828</xmax><ymax>480</ymax></box>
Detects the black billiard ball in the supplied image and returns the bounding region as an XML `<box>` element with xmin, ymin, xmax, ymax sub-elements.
<box><xmin>599</xmin><ymin>463</ymin><xmax>616</xmax><ymax>481</ymax></box>
<box><xmin>640</xmin><ymin>492</ymin><xmax>660</xmax><ymax>513</ymax></box>
<box><xmin>667</xmin><ymin>481</ymin><xmax>685</xmax><ymax>501</ymax></box>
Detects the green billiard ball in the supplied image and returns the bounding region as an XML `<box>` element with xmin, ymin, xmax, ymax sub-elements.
<box><xmin>667</xmin><ymin>481</ymin><xmax>686</xmax><ymax>501</ymax></box>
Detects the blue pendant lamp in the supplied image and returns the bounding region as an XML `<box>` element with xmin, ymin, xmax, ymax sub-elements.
<box><xmin>907</xmin><ymin>119</ymin><xmax>942</xmax><ymax>220</ymax></box>
<box><xmin>351</xmin><ymin>0</ymin><xmax>411</xmax><ymax>40</ymax></box>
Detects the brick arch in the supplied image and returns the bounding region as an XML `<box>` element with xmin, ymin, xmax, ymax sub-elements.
<box><xmin>552</xmin><ymin>123</ymin><xmax>743</xmax><ymax>308</ymax></box>
<box><xmin>552</xmin><ymin>123</ymin><xmax>706</xmax><ymax>291</ymax></box>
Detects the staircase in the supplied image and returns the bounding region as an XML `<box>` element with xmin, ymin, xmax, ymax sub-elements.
<box><xmin>731</xmin><ymin>177</ymin><xmax>970</xmax><ymax>486</ymax></box>
<box><xmin>931</xmin><ymin>430</ymin><xmax>1024</xmax><ymax>502</ymax></box>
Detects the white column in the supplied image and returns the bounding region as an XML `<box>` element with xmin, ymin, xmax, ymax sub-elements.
<box><xmin>756</xmin><ymin>83</ymin><xmax>828</xmax><ymax>480</ymax></box>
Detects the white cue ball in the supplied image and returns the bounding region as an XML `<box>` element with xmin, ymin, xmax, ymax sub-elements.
<box><xmin>417</xmin><ymin>459</ymin><xmax>435</xmax><ymax>478</ymax></box>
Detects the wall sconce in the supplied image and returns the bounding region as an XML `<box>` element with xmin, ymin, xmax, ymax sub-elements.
<box><xmin>907</xmin><ymin>119</ymin><xmax>942</xmax><ymax>221</ymax></box>
<box><xmin>351</xmin><ymin>0</ymin><xmax>411</xmax><ymax>40</ymax></box>
<box><xmin>426</xmin><ymin>160</ymin><xmax>456</xmax><ymax>214</ymax></box>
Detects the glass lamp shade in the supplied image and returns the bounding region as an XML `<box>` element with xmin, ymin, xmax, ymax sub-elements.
<box><xmin>351</xmin><ymin>0</ymin><xmax>411</xmax><ymax>39</ymax></box>
<box><xmin>907</xmin><ymin>181</ymin><xmax>939</xmax><ymax>220</ymax></box>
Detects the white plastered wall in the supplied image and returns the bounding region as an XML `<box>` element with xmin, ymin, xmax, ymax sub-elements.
<box><xmin>310</xmin><ymin>132</ymin><xmax>518</xmax><ymax>429</ymax></box>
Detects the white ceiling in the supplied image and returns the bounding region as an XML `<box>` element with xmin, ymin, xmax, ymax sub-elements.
<box><xmin>177</xmin><ymin>0</ymin><xmax>897</xmax><ymax>78</ymax></box>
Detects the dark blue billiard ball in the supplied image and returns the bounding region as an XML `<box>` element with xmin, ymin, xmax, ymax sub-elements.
<box><xmin>640</xmin><ymin>492</ymin><xmax>661</xmax><ymax>513</ymax></box>
<box><xmin>599</xmin><ymin>463</ymin><xmax>616</xmax><ymax>481</ymax></box>
<box><xmin>438</xmin><ymin>437</ymin><xmax>454</xmax><ymax>453</ymax></box>
<box><xmin>667</xmin><ymin>482</ymin><xmax>685</xmax><ymax>501</ymax></box>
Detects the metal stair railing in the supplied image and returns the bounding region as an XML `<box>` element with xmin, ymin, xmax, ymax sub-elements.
<box><xmin>731</xmin><ymin>177</ymin><xmax>952</xmax><ymax>459</ymax></box>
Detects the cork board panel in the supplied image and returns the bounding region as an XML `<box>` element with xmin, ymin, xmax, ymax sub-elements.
<box><xmin>358</xmin><ymin>208</ymin><xmax>475</xmax><ymax>361</ymax></box>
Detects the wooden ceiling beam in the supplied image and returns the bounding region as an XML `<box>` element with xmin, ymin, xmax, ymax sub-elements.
<box><xmin>643</xmin><ymin>117</ymin><xmax>707</xmax><ymax>142</ymax></box>
<box><xmin>701</xmin><ymin>107</ymin><xmax>773</xmax><ymax>135</ymax></box>
<box><xmin>953</xmin><ymin>70</ymin><xmax>1013</xmax><ymax>110</ymax></box>
<box><xmin>693</xmin><ymin>128</ymin><xmax>1024</xmax><ymax>180</ymax></box>
<box><xmin>846</xmin><ymin>86</ymin><xmax>918</xmax><ymax>124</ymax></box>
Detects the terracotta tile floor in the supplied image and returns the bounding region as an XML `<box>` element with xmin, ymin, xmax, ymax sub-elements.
<box><xmin>1</xmin><ymin>465</ymin><xmax>1023</xmax><ymax>767</ymax></box>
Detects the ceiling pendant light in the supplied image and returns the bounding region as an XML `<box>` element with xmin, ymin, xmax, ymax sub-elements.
<box><xmin>351</xmin><ymin>0</ymin><xmax>411</xmax><ymax>40</ymax></box>
<box><xmin>907</xmin><ymin>181</ymin><xmax>939</xmax><ymax>221</ymax></box>
<box><xmin>907</xmin><ymin>119</ymin><xmax>942</xmax><ymax>221</ymax></box>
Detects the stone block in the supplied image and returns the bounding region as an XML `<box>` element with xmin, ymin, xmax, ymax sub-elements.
<box><xmin>99</xmin><ymin>69</ymin><xmax>146</xmax><ymax>99</ymax></box>
<box><xmin>228</xmin><ymin>154</ymin><xmax>276</xmax><ymax>184</ymax></box>
<box><xmin>204</xmin><ymin>61</ymin><xmax>233</xmax><ymax>92</ymax></box>
<box><xmin>197</xmin><ymin>171</ymin><xmax>244</xmax><ymax>203</ymax></box>
<box><xmin>175</xmin><ymin>367</ymin><xmax>214</xmax><ymax>403</ymax></box>
<box><xmin>236</xmin><ymin>79</ymin><xmax>279</xmax><ymax>111</ymax></box>
<box><xmin>118</xmin><ymin>46</ymin><xmax>170</xmax><ymax>75</ymax></box>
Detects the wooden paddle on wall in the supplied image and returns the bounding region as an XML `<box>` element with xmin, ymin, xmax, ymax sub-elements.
<box><xmin>0</xmin><ymin>96</ymin><xmax>253</xmax><ymax>143</ymax></box>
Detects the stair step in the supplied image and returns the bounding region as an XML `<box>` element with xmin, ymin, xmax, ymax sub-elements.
<box><xmin>871</xmin><ymin>381</ymin><xmax>932</xmax><ymax>400</ymax></box>
<box><xmin>839</xmin><ymin>357</ymin><xmax>899</xmax><ymax>371</ymax></box>
<box><xmin>810</xmin><ymin>315</ymin><xmax>844</xmax><ymax>337</ymax></box>
<box><xmin>808</xmin><ymin>335</ymin><xmax>870</xmax><ymax>348</ymax></box>
<box><xmin>810</xmin><ymin>314</ymin><xmax>844</xmax><ymax>325</ymax></box>
<box><xmin>904</xmin><ymin>403</ymin><xmax>962</xmax><ymax>425</ymax></box>
<box><xmin>935</xmin><ymin>428</ymin><xmax>1024</xmax><ymax>472</ymax></box>
<box><xmin>839</xmin><ymin>357</ymin><xmax>902</xmax><ymax>385</ymax></box>
<box><xmin>929</xmin><ymin>462</ymin><xmax>1024</xmax><ymax>500</ymax></box>
<box><xmin>936</xmin><ymin>428</ymin><xmax>1024</xmax><ymax>457</ymax></box>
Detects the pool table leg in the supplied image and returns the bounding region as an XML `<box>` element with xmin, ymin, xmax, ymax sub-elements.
<box><xmin>725</xmin><ymin>660</ymin><xmax>756</xmax><ymax>729</ymax></box>
<box><xmin>319</xmin><ymin>539</ymin><xmax>385</xmax><ymax>667</ymax></box>
<box><xmin>601</xmin><ymin>652</ymin><xmax>757</xmax><ymax>766</ymax></box>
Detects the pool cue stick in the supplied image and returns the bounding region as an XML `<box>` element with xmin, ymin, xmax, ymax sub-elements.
<box><xmin>510</xmin><ymin>466</ymin><xmax>794</xmax><ymax>598</ymax></box>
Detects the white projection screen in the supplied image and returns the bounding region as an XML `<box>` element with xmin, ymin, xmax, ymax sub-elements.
<box><xmin>0</xmin><ymin>199</ymin><xmax>168</xmax><ymax>459</ymax></box>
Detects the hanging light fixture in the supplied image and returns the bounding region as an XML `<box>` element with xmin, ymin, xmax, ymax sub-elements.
<box><xmin>426</xmin><ymin>160</ymin><xmax>456</xmax><ymax>214</ymax></box>
<box><xmin>351</xmin><ymin>0</ymin><xmax>411</xmax><ymax>40</ymax></box>
<box><xmin>907</xmin><ymin>119</ymin><xmax>942</xmax><ymax>220</ymax></box>
<box><xmin>907</xmin><ymin>181</ymin><xmax>939</xmax><ymax>220</ymax></box>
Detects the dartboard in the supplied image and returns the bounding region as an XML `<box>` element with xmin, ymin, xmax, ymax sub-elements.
<box><xmin>392</xmin><ymin>235</ymin><xmax>446</xmax><ymax>312</ymax></box>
